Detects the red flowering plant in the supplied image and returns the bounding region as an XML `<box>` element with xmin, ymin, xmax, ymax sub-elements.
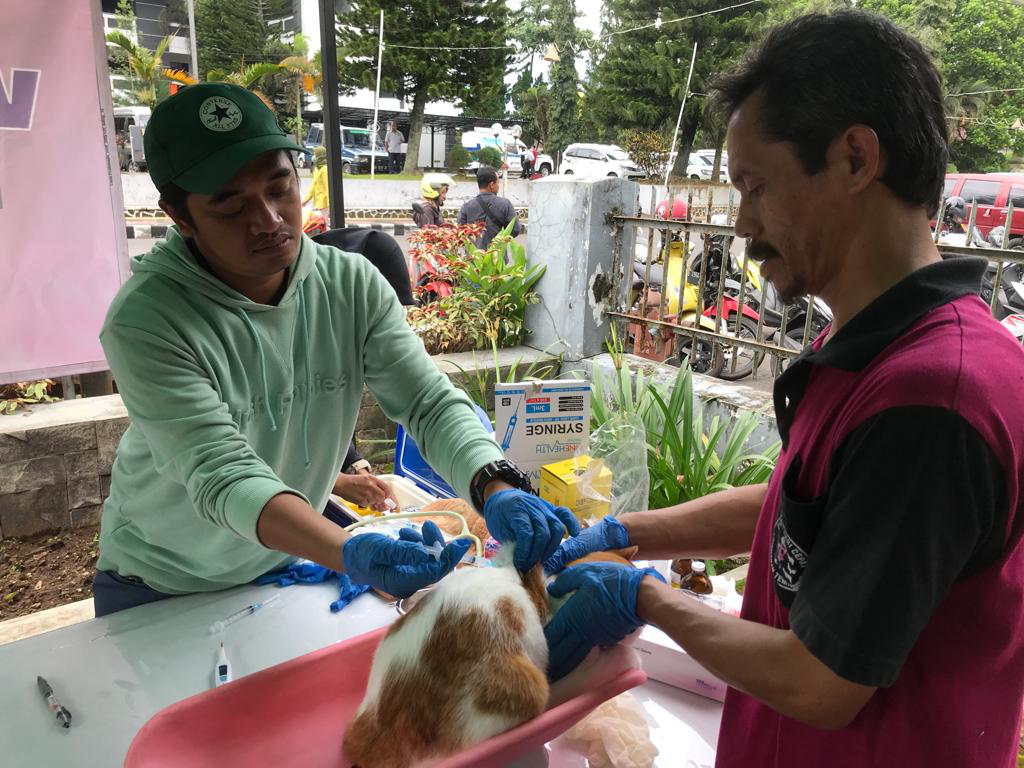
<box><xmin>406</xmin><ymin>220</ymin><xmax>545</xmax><ymax>355</ymax></box>
<box><xmin>406</xmin><ymin>222</ymin><xmax>482</xmax><ymax>302</ymax></box>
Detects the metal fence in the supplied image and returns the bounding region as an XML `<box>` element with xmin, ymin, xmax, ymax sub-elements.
<box><xmin>606</xmin><ymin>184</ymin><xmax>1024</xmax><ymax>382</ymax></box>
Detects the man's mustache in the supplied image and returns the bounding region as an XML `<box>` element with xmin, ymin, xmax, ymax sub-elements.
<box><xmin>747</xmin><ymin>241</ymin><xmax>781</xmax><ymax>262</ymax></box>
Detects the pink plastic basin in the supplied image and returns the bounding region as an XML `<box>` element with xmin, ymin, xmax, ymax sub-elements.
<box><xmin>125</xmin><ymin>626</ymin><xmax>646</xmax><ymax>768</ymax></box>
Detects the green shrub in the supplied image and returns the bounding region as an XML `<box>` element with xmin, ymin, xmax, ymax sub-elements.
<box><xmin>590</xmin><ymin>356</ymin><xmax>779</xmax><ymax>509</ymax></box>
<box><xmin>447</xmin><ymin>144</ymin><xmax>471</xmax><ymax>172</ymax></box>
<box><xmin>476</xmin><ymin>146</ymin><xmax>503</xmax><ymax>169</ymax></box>
<box><xmin>622</xmin><ymin>130</ymin><xmax>669</xmax><ymax>179</ymax></box>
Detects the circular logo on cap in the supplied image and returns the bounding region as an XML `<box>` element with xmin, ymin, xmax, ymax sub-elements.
<box><xmin>198</xmin><ymin>96</ymin><xmax>243</xmax><ymax>132</ymax></box>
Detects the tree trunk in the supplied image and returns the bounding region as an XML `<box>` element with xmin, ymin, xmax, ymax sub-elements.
<box><xmin>711</xmin><ymin>134</ymin><xmax>726</xmax><ymax>185</ymax></box>
<box><xmin>668</xmin><ymin>116</ymin><xmax>699</xmax><ymax>183</ymax></box>
<box><xmin>403</xmin><ymin>87</ymin><xmax>429</xmax><ymax>175</ymax></box>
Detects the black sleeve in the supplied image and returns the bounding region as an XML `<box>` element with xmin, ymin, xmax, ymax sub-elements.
<box><xmin>503</xmin><ymin>199</ymin><xmax>522</xmax><ymax>236</ymax></box>
<box><xmin>341</xmin><ymin>440</ymin><xmax>363</xmax><ymax>473</ymax></box>
<box><xmin>313</xmin><ymin>228</ymin><xmax>415</xmax><ymax>306</ymax></box>
<box><xmin>788</xmin><ymin>406</ymin><xmax>1006</xmax><ymax>687</ymax></box>
<box><xmin>365</xmin><ymin>233</ymin><xmax>415</xmax><ymax>306</ymax></box>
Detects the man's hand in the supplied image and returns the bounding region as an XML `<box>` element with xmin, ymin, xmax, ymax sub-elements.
<box><xmin>543</xmin><ymin>562</ymin><xmax>666</xmax><ymax>681</ymax></box>
<box><xmin>333</xmin><ymin>472</ymin><xmax>397</xmax><ymax>512</ymax></box>
<box><xmin>483</xmin><ymin>489</ymin><xmax>581</xmax><ymax>571</ymax></box>
<box><xmin>342</xmin><ymin>521</ymin><xmax>470</xmax><ymax>599</ymax></box>
<box><xmin>543</xmin><ymin>515</ymin><xmax>631</xmax><ymax>574</ymax></box>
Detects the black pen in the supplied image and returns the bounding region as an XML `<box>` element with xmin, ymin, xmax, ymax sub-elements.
<box><xmin>37</xmin><ymin>676</ymin><xmax>72</xmax><ymax>728</ymax></box>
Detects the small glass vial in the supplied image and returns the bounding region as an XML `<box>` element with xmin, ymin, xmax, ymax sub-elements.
<box><xmin>670</xmin><ymin>558</ymin><xmax>692</xmax><ymax>589</ymax></box>
<box><xmin>681</xmin><ymin>560</ymin><xmax>713</xmax><ymax>595</ymax></box>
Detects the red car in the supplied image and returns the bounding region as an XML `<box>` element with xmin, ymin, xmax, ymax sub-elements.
<box><xmin>943</xmin><ymin>172</ymin><xmax>1024</xmax><ymax>247</ymax></box>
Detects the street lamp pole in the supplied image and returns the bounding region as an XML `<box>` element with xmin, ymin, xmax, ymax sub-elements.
<box><xmin>186</xmin><ymin>0</ymin><xmax>199</xmax><ymax>79</ymax></box>
<box><xmin>370</xmin><ymin>9</ymin><xmax>384</xmax><ymax>181</ymax></box>
<box><xmin>665</xmin><ymin>42</ymin><xmax>698</xmax><ymax>188</ymax></box>
<box><xmin>319</xmin><ymin>0</ymin><xmax>346</xmax><ymax>227</ymax></box>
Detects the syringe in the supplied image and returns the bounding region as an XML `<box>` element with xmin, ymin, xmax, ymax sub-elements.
<box><xmin>209</xmin><ymin>593</ymin><xmax>281</xmax><ymax>634</ymax></box>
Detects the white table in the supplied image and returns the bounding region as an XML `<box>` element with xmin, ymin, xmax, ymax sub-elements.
<box><xmin>0</xmin><ymin>580</ymin><xmax>721</xmax><ymax>767</ymax></box>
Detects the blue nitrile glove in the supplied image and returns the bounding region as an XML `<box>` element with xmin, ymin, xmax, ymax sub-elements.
<box><xmin>255</xmin><ymin>562</ymin><xmax>371</xmax><ymax>613</ymax></box>
<box><xmin>483</xmin><ymin>489</ymin><xmax>581</xmax><ymax>572</ymax></box>
<box><xmin>543</xmin><ymin>515</ymin><xmax>631</xmax><ymax>574</ymax></box>
<box><xmin>342</xmin><ymin>522</ymin><xmax>471</xmax><ymax>599</ymax></box>
<box><xmin>330</xmin><ymin>574</ymin><xmax>371</xmax><ymax>613</ymax></box>
<box><xmin>255</xmin><ymin>561</ymin><xmax>338</xmax><ymax>585</ymax></box>
<box><xmin>543</xmin><ymin>562</ymin><xmax>666</xmax><ymax>682</ymax></box>
<box><xmin>396</xmin><ymin>520</ymin><xmax>447</xmax><ymax>550</ymax></box>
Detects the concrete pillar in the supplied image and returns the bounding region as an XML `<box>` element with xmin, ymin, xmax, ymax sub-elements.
<box><xmin>524</xmin><ymin>176</ymin><xmax>638</xmax><ymax>361</ymax></box>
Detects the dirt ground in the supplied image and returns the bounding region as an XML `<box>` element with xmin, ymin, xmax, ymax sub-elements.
<box><xmin>0</xmin><ymin>526</ymin><xmax>99</xmax><ymax>620</ymax></box>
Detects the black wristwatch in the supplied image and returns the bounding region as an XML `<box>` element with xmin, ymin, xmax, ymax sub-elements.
<box><xmin>470</xmin><ymin>459</ymin><xmax>534</xmax><ymax>512</ymax></box>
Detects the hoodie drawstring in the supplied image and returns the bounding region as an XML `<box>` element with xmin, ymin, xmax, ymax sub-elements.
<box><xmin>298</xmin><ymin>289</ymin><xmax>312</xmax><ymax>470</ymax></box>
<box><xmin>238</xmin><ymin>310</ymin><xmax>278</xmax><ymax>433</ymax></box>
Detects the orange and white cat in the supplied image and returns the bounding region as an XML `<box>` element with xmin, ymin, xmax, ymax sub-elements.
<box><xmin>343</xmin><ymin>523</ymin><xmax>639</xmax><ymax>768</ymax></box>
<box><xmin>343</xmin><ymin>546</ymin><xmax>550</xmax><ymax>768</ymax></box>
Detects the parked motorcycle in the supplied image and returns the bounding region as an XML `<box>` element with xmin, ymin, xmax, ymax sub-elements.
<box><xmin>628</xmin><ymin>254</ymin><xmax>726</xmax><ymax>377</ymax></box>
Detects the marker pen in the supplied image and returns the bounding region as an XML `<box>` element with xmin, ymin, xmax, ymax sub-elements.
<box><xmin>37</xmin><ymin>676</ymin><xmax>72</xmax><ymax>728</ymax></box>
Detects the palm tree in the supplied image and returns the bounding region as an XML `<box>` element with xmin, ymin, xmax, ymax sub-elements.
<box><xmin>105</xmin><ymin>30</ymin><xmax>176</xmax><ymax>107</ymax></box>
<box><xmin>205</xmin><ymin>63</ymin><xmax>281</xmax><ymax>111</ymax></box>
<box><xmin>279</xmin><ymin>36</ymin><xmax>322</xmax><ymax>144</ymax></box>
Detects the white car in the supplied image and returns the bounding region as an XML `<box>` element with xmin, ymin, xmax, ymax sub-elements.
<box><xmin>560</xmin><ymin>143</ymin><xmax>645</xmax><ymax>179</ymax></box>
<box><xmin>686</xmin><ymin>151</ymin><xmax>729</xmax><ymax>182</ymax></box>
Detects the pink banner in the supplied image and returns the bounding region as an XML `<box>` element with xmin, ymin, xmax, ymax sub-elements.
<box><xmin>0</xmin><ymin>0</ymin><xmax>128</xmax><ymax>383</ymax></box>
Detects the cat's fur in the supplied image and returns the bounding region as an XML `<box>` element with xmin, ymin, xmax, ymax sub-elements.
<box><xmin>344</xmin><ymin>549</ymin><xmax>549</xmax><ymax>768</ymax></box>
<box><xmin>344</xmin><ymin>534</ymin><xmax>640</xmax><ymax>768</ymax></box>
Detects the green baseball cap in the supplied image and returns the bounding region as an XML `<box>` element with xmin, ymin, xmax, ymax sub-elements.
<box><xmin>144</xmin><ymin>82</ymin><xmax>304</xmax><ymax>195</ymax></box>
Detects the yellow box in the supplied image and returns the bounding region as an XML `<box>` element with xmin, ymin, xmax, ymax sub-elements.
<box><xmin>540</xmin><ymin>455</ymin><xmax>613</xmax><ymax>522</ymax></box>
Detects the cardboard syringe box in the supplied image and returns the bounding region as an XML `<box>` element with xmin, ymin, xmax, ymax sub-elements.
<box><xmin>494</xmin><ymin>380</ymin><xmax>590</xmax><ymax>489</ymax></box>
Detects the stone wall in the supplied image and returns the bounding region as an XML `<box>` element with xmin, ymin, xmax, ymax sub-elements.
<box><xmin>0</xmin><ymin>347</ymin><xmax>557</xmax><ymax>539</ymax></box>
<box><xmin>0</xmin><ymin>397</ymin><xmax>128</xmax><ymax>538</ymax></box>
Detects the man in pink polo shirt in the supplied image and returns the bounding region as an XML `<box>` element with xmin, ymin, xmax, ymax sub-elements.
<box><xmin>542</xmin><ymin>10</ymin><xmax>1024</xmax><ymax>767</ymax></box>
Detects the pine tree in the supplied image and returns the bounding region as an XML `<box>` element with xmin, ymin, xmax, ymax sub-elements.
<box><xmin>546</xmin><ymin>0</ymin><xmax>579</xmax><ymax>158</ymax></box>
<box><xmin>508</xmin><ymin>0</ymin><xmax>589</xmax><ymax>150</ymax></box>
<box><xmin>585</xmin><ymin>0</ymin><xmax>764</xmax><ymax>179</ymax></box>
<box><xmin>335</xmin><ymin>0</ymin><xmax>511</xmax><ymax>174</ymax></box>
<box><xmin>195</xmin><ymin>0</ymin><xmax>272</xmax><ymax>78</ymax></box>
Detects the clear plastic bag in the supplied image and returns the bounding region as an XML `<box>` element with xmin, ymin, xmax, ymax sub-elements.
<box><xmin>576</xmin><ymin>412</ymin><xmax>649</xmax><ymax>520</ymax></box>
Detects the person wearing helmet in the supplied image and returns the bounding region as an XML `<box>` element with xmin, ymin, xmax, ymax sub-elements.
<box><xmin>413</xmin><ymin>173</ymin><xmax>454</xmax><ymax>228</ymax></box>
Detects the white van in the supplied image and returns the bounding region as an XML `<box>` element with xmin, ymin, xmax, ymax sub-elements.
<box><xmin>113</xmin><ymin>106</ymin><xmax>150</xmax><ymax>171</ymax></box>
<box><xmin>559</xmin><ymin>143</ymin><xmax>645</xmax><ymax>179</ymax></box>
<box><xmin>461</xmin><ymin>128</ymin><xmax>555</xmax><ymax>176</ymax></box>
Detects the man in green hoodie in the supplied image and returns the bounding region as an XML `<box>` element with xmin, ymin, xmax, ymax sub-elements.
<box><xmin>94</xmin><ymin>83</ymin><xmax>579</xmax><ymax>616</ymax></box>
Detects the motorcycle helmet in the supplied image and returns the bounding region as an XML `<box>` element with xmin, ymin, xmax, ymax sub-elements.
<box><xmin>420</xmin><ymin>173</ymin><xmax>455</xmax><ymax>200</ymax></box>
<box><xmin>655</xmin><ymin>198</ymin><xmax>689</xmax><ymax>220</ymax></box>
<box><xmin>943</xmin><ymin>196</ymin><xmax>967</xmax><ymax>227</ymax></box>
